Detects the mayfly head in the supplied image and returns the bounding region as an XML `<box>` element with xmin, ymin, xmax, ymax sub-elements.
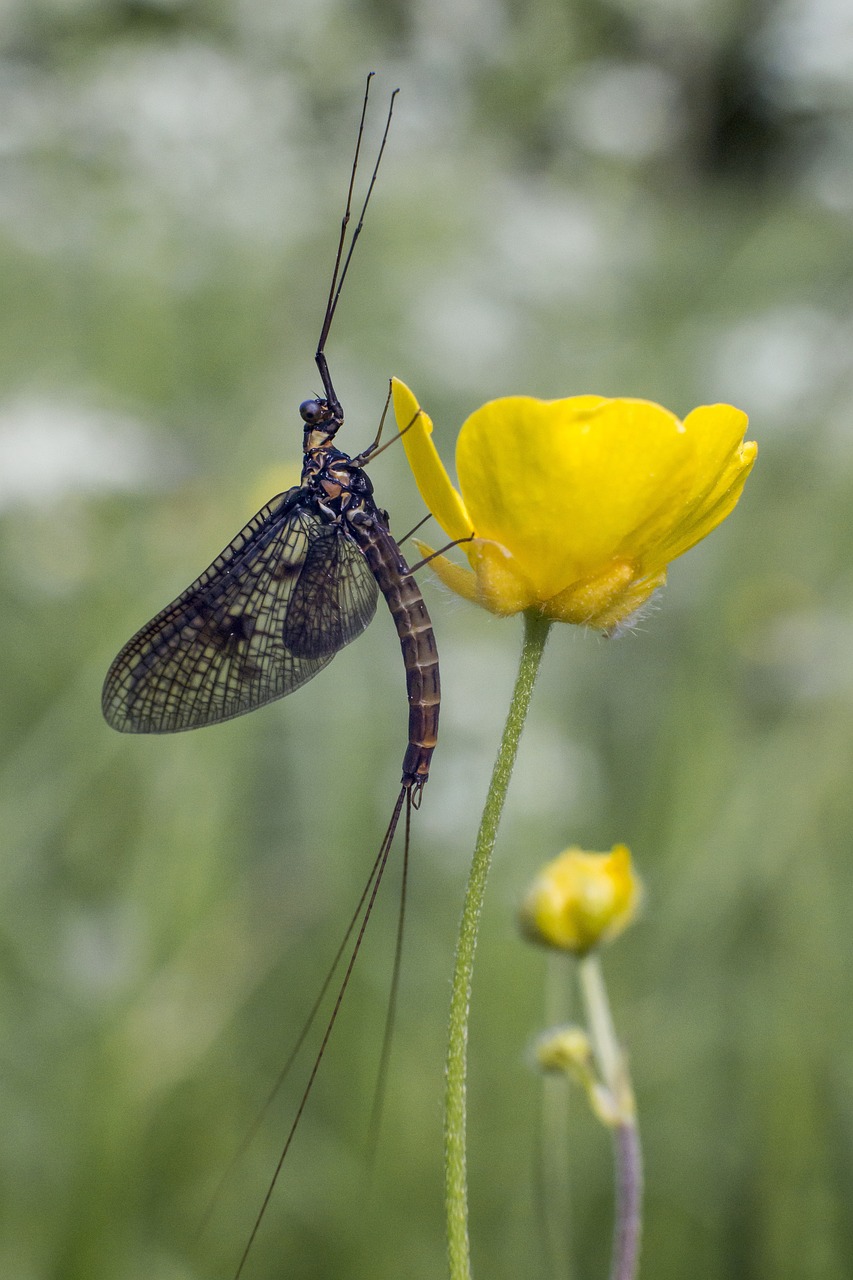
<box><xmin>300</xmin><ymin>396</ymin><xmax>344</xmax><ymax>453</ymax></box>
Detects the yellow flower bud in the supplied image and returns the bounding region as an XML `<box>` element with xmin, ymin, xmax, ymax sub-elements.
<box><xmin>521</xmin><ymin>844</ymin><xmax>641</xmax><ymax>955</ymax></box>
<box><xmin>536</xmin><ymin>1025</ymin><xmax>595</xmax><ymax>1077</ymax></box>
<box><xmin>393</xmin><ymin>379</ymin><xmax>756</xmax><ymax>631</ymax></box>
<box><xmin>536</xmin><ymin>1026</ymin><xmax>622</xmax><ymax>1126</ymax></box>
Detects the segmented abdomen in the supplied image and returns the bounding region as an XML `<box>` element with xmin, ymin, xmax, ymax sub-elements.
<box><xmin>351</xmin><ymin>522</ymin><xmax>439</xmax><ymax>792</ymax></box>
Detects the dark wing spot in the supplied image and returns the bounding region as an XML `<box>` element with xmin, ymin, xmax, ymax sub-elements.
<box><xmin>226</xmin><ymin>613</ymin><xmax>256</xmax><ymax>642</ymax></box>
<box><xmin>271</xmin><ymin>559</ymin><xmax>304</xmax><ymax>582</ymax></box>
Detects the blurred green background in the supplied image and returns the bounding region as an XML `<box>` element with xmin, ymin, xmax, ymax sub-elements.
<box><xmin>3</xmin><ymin>0</ymin><xmax>853</xmax><ymax>1277</ymax></box>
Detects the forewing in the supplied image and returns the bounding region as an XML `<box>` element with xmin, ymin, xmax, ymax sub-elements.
<box><xmin>282</xmin><ymin>524</ymin><xmax>378</xmax><ymax>659</ymax></box>
<box><xmin>102</xmin><ymin>492</ymin><xmax>336</xmax><ymax>733</ymax></box>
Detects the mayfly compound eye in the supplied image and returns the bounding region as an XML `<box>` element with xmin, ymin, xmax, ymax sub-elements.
<box><xmin>299</xmin><ymin>398</ymin><xmax>324</xmax><ymax>424</ymax></box>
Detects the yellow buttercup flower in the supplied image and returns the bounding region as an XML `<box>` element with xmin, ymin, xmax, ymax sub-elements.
<box><xmin>392</xmin><ymin>378</ymin><xmax>756</xmax><ymax>631</ymax></box>
<box><xmin>520</xmin><ymin>844</ymin><xmax>641</xmax><ymax>955</ymax></box>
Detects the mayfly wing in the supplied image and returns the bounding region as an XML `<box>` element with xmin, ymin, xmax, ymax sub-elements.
<box><xmin>283</xmin><ymin>523</ymin><xmax>378</xmax><ymax>659</ymax></box>
<box><xmin>102</xmin><ymin>491</ymin><xmax>376</xmax><ymax>734</ymax></box>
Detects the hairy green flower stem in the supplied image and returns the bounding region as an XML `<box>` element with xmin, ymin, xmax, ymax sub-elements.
<box><xmin>444</xmin><ymin>610</ymin><xmax>552</xmax><ymax>1280</ymax></box>
<box><xmin>579</xmin><ymin>955</ymin><xmax>643</xmax><ymax>1280</ymax></box>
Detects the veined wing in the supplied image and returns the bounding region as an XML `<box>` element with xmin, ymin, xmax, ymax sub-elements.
<box><xmin>102</xmin><ymin>490</ymin><xmax>375</xmax><ymax>733</ymax></box>
<box><xmin>283</xmin><ymin>523</ymin><xmax>379</xmax><ymax>659</ymax></box>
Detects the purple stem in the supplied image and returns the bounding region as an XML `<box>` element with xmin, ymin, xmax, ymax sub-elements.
<box><xmin>610</xmin><ymin>1117</ymin><xmax>643</xmax><ymax>1280</ymax></box>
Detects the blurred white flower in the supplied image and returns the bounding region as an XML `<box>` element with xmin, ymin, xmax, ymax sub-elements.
<box><xmin>759</xmin><ymin>0</ymin><xmax>853</xmax><ymax>105</ymax></box>
<box><xmin>565</xmin><ymin>60</ymin><xmax>681</xmax><ymax>161</ymax></box>
<box><xmin>708</xmin><ymin>306</ymin><xmax>849</xmax><ymax>426</ymax></box>
<box><xmin>0</xmin><ymin>396</ymin><xmax>184</xmax><ymax>510</ymax></box>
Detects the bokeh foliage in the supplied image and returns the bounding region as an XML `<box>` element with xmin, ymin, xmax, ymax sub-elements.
<box><xmin>2</xmin><ymin>1</ymin><xmax>853</xmax><ymax>1278</ymax></box>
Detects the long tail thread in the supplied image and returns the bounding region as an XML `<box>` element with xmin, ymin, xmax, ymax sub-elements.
<box><xmin>232</xmin><ymin>784</ymin><xmax>409</xmax><ymax>1280</ymax></box>
<box><xmin>199</xmin><ymin>825</ymin><xmax>393</xmax><ymax>1238</ymax></box>
<box><xmin>367</xmin><ymin>787</ymin><xmax>412</xmax><ymax>1163</ymax></box>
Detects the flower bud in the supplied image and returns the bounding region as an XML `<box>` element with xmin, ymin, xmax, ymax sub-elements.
<box><xmin>521</xmin><ymin>844</ymin><xmax>641</xmax><ymax>955</ymax></box>
<box><xmin>536</xmin><ymin>1026</ymin><xmax>621</xmax><ymax>1125</ymax></box>
<box><xmin>536</xmin><ymin>1025</ymin><xmax>595</xmax><ymax>1077</ymax></box>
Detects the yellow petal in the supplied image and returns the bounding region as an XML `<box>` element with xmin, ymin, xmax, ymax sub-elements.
<box><xmin>392</xmin><ymin>379</ymin><xmax>474</xmax><ymax>543</ymax></box>
<box><xmin>655</xmin><ymin>429</ymin><xmax>757</xmax><ymax>568</ymax></box>
<box><xmin>412</xmin><ymin>539</ymin><xmax>481</xmax><ymax>605</ymax></box>
<box><xmin>456</xmin><ymin>396</ymin><xmax>696</xmax><ymax>600</ymax></box>
<box><xmin>658</xmin><ymin>446</ymin><xmax>756</xmax><ymax>568</ymax></box>
<box><xmin>683</xmin><ymin>403</ymin><xmax>751</xmax><ymax>488</ymax></box>
<box><xmin>582</xmin><ymin>569</ymin><xmax>667</xmax><ymax>632</ymax></box>
<box><xmin>539</xmin><ymin>562</ymin><xmax>668</xmax><ymax>630</ymax></box>
<box><xmin>468</xmin><ymin>539</ymin><xmax>541</xmax><ymax>615</ymax></box>
<box><xmin>639</xmin><ymin>405</ymin><xmax>754</xmax><ymax>567</ymax></box>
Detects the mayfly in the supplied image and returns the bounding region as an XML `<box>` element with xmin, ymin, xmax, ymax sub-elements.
<box><xmin>102</xmin><ymin>81</ymin><xmax>438</xmax><ymax>801</ymax></box>
<box><xmin>102</xmin><ymin>77</ymin><xmax>439</xmax><ymax>1269</ymax></box>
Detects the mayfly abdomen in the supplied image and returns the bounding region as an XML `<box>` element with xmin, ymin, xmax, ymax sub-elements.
<box><xmin>351</xmin><ymin>521</ymin><xmax>440</xmax><ymax>791</ymax></box>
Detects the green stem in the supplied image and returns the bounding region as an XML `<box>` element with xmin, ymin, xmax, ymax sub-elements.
<box><xmin>577</xmin><ymin>956</ymin><xmax>623</xmax><ymax>1105</ymax></box>
<box><xmin>578</xmin><ymin>955</ymin><xmax>643</xmax><ymax>1280</ymax></box>
<box><xmin>445</xmin><ymin>610</ymin><xmax>552</xmax><ymax>1280</ymax></box>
